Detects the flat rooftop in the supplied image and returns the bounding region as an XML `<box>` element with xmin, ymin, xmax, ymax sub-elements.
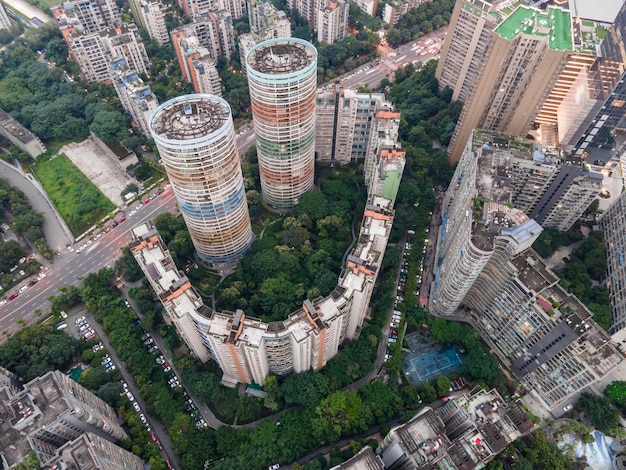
<box><xmin>247</xmin><ymin>38</ymin><xmax>317</xmax><ymax>75</ymax></box>
<box><xmin>150</xmin><ymin>95</ymin><xmax>231</xmax><ymax>141</ymax></box>
<box><xmin>494</xmin><ymin>6</ymin><xmax>573</xmax><ymax>51</ymax></box>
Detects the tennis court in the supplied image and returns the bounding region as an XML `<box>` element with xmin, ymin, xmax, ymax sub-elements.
<box><xmin>402</xmin><ymin>339</ymin><xmax>463</xmax><ymax>387</ymax></box>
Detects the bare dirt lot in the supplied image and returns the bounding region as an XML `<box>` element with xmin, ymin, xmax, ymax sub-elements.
<box><xmin>60</xmin><ymin>138</ymin><xmax>135</xmax><ymax>207</ymax></box>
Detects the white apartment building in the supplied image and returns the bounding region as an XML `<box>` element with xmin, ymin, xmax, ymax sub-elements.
<box><xmin>130</xmin><ymin>193</ymin><xmax>397</xmax><ymax>386</ymax></box>
<box><xmin>316</xmin><ymin>85</ymin><xmax>399</xmax><ymax>165</ymax></box>
<box><xmin>65</xmin><ymin>23</ymin><xmax>150</xmax><ymax>83</ymax></box>
<box><xmin>51</xmin><ymin>0</ymin><xmax>121</xmax><ymax>34</ymax></box>
<box><xmin>130</xmin><ymin>0</ymin><xmax>169</xmax><ymax>45</ymax></box>
<box><xmin>317</xmin><ymin>0</ymin><xmax>348</xmax><ymax>44</ymax></box>
<box><xmin>110</xmin><ymin>59</ymin><xmax>159</xmax><ymax>137</ymax></box>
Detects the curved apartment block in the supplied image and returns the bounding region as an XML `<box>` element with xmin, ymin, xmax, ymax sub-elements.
<box><xmin>130</xmin><ymin>194</ymin><xmax>396</xmax><ymax>387</ymax></box>
<box><xmin>246</xmin><ymin>37</ymin><xmax>317</xmax><ymax>210</ymax></box>
<box><xmin>149</xmin><ymin>94</ymin><xmax>253</xmax><ymax>267</ymax></box>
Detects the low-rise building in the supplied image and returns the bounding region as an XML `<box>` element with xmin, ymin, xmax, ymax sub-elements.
<box><xmin>0</xmin><ymin>109</ymin><xmax>46</xmax><ymax>158</ymax></box>
<box><xmin>382</xmin><ymin>0</ymin><xmax>429</xmax><ymax>27</ymax></box>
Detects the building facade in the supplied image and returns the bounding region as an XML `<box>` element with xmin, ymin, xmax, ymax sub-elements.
<box><xmin>149</xmin><ymin>94</ymin><xmax>254</xmax><ymax>266</ymax></box>
<box><xmin>600</xmin><ymin>193</ymin><xmax>626</xmax><ymax>341</ymax></box>
<box><xmin>130</xmin><ymin>0</ymin><xmax>169</xmax><ymax>45</ymax></box>
<box><xmin>246</xmin><ymin>38</ymin><xmax>317</xmax><ymax>211</ymax></box>
<box><xmin>383</xmin><ymin>0</ymin><xmax>429</xmax><ymax>27</ymax></box>
<box><xmin>173</xmin><ymin>35</ymin><xmax>222</xmax><ymax>95</ymax></box>
<box><xmin>51</xmin><ymin>0</ymin><xmax>121</xmax><ymax>34</ymax></box>
<box><xmin>63</xmin><ymin>24</ymin><xmax>150</xmax><ymax>83</ymax></box>
<box><xmin>437</xmin><ymin>1</ymin><xmax>605</xmax><ymax>163</ymax></box>
<box><xmin>316</xmin><ymin>84</ymin><xmax>399</xmax><ymax>165</ymax></box>
<box><xmin>0</xmin><ymin>371</ymin><xmax>129</xmax><ymax>467</ymax></box>
<box><xmin>317</xmin><ymin>0</ymin><xmax>348</xmax><ymax>44</ymax></box>
<box><xmin>430</xmin><ymin>129</ymin><xmax>621</xmax><ymax>411</ymax></box>
<box><xmin>111</xmin><ymin>59</ymin><xmax>159</xmax><ymax>137</ymax></box>
<box><xmin>171</xmin><ymin>11</ymin><xmax>236</xmax><ymax>62</ymax></box>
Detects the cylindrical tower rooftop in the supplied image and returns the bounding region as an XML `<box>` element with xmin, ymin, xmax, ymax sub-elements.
<box><xmin>149</xmin><ymin>94</ymin><xmax>253</xmax><ymax>267</ymax></box>
<box><xmin>246</xmin><ymin>37</ymin><xmax>317</xmax><ymax>211</ymax></box>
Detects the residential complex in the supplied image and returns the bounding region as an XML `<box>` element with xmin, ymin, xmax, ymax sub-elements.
<box><xmin>246</xmin><ymin>38</ymin><xmax>317</xmax><ymax>211</ymax></box>
<box><xmin>130</xmin><ymin>193</ymin><xmax>396</xmax><ymax>385</ymax></box>
<box><xmin>316</xmin><ymin>84</ymin><xmax>400</xmax><ymax>165</ymax></box>
<box><xmin>173</xmin><ymin>35</ymin><xmax>223</xmax><ymax>96</ymax></box>
<box><xmin>287</xmin><ymin>0</ymin><xmax>319</xmax><ymax>27</ymax></box>
<box><xmin>149</xmin><ymin>94</ymin><xmax>254</xmax><ymax>267</ymax></box>
<box><xmin>0</xmin><ymin>2</ymin><xmax>11</xmax><ymax>31</ymax></box>
<box><xmin>111</xmin><ymin>58</ymin><xmax>159</xmax><ymax>137</ymax></box>
<box><xmin>430</xmin><ymin>129</ymin><xmax>621</xmax><ymax>411</ymax></box>
<box><xmin>376</xmin><ymin>387</ymin><xmax>534</xmax><ymax>469</ymax></box>
<box><xmin>317</xmin><ymin>0</ymin><xmax>349</xmax><ymax>45</ymax></box>
<box><xmin>129</xmin><ymin>0</ymin><xmax>169</xmax><ymax>45</ymax></box>
<box><xmin>60</xmin><ymin>23</ymin><xmax>150</xmax><ymax>83</ymax></box>
<box><xmin>171</xmin><ymin>11</ymin><xmax>236</xmax><ymax>62</ymax></box>
<box><xmin>0</xmin><ymin>370</ymin><xmax>132</xmax><ymax>468</ymax></box>
<box><xmin>436</xmin><ymin>0</ymin><xmax>608</xmax><ymax>163</ymax></box>
<box><xmin>600</xmin><ymin>193</ymin><xmax>626</xmax><ymax>342</ymax></box>
<box><xmin>351</xmin><ymin>0</ymin><xmax>377</xmax><ymax>16</ymax></box>
<box><xmin>130</xmin><ymin>128</ymin><xmax>404</xmax><ymax>385</ymax></box>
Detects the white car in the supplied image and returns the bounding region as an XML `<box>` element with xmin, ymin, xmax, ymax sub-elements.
<box><xmin>0</xmin><ymin>299</ymin><xmax>6</xmax><ymax>307</ymax></box>
<box><xmin>563</xmin><ymin>404</ymin><xmax>573</xmax><ymax>412</ymax></box>
<box><xmin>129</xmin><ymin>210</ymin><xmax>137</xmax><ymax>217</ymax></box>
<box><xmin>18</xmin><ymin>285</ymin><xmax>28</xmax><ymax>293</ymax></box>
<box><xmin>133</xmin><ymin>402</ymin><xmax>141</xmax><ymax>412</ymax></box>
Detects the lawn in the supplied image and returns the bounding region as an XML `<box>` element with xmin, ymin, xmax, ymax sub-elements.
<box><xmin>32</xmin><ymin>154</ymin><xmax>116</xmax><ymax>236</ymax></box>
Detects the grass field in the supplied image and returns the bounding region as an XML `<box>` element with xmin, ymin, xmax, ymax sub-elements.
<box><xmin>32</xmin><ymin>154</ymin><xmax>116</xmax><ymax>236</ymax></box>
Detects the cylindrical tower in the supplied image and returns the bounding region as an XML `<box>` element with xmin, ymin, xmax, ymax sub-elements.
<box><xmin>246</xmin><ymin>37</ymin><xmax>317</xmax><ymax>211</ymax></box>
<box><xmin>149</xmin><ymin>94</ymin><xmax>253</xmax><ymax>266</ymax></box>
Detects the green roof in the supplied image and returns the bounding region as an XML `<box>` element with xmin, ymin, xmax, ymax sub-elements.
<box><xmin>494</xmin><ymin>6</ymin><xmax>573</xmax><ymax>51</ymax></box>
<box><xmin>382</xmin><ymin>171</ymin><xmax>401</xmax><ymax>204</ymax></box>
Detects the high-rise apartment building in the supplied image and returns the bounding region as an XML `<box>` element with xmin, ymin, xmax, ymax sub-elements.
<box><xmin>149</xmin><ymin>94</ymin><xmax>254</xmax><ymax>267</ymax></box>
<box><xmin>437</xmin><ymin>1</ymin><xmax>606</xmax><ymax>163</ymax></box>
<box><xmin>383</xmin><ymin>0</ymin><xmax>429</xmax><ymax>27</ymax></box>
<box><xmin>129</xmin><ymin>0</ymin><xmax>169</xmax><ymax>45</ymax></box>
<box><xmin>350</xmin><ymin>0</ymin><xmax>376</xmax><ymax>16</ymax></box>
<box><xmin>173</xmin><ymin>35</ymin><xmax>222</xmax><ymax>95</ymax></box>
<box><xmin>171</xmin><ymin>11</ymin><xmax>236</xmax><ymax>62</ymax></box>
<box><xmin>430</xmin><ymin>129</ymin><xmax>621</xmax><ymax>410</ymax></box>
<box><xmin>130</xmin><ymin>194</ymin><xmax>396</xmax><ymax>386</ymax></box>
<box><xmin>239</xmin><ymin>1</ymin><xmax>291</xmax><ymax>74</ymax></box>
<box><xmin>177</xmin><ymin>0</ymin><xmax>212</xmax><ymax>18</ymax></box>
<box><xmin>51</xmin><ymin>0</ymin><xmax>121</xmax><ymax>34</ymax></box>
<box><xmin>111</xmin><ymin>58</ymin><xmax>159</xmax><ymax>137</ymax></box>
<box><xmin>600</xmin><ymin>193</ymin><xmax>626</xmax><ymax>342</ymax></box>
<box><xmin>62</xmin><ymin>24</ymin><xmax>150</xmax><ymax>83</ymax></box>
<box><xmin>287</xmin><ymin>0</ymin><xmax>319</xmax><ymax>27</ymax></box>
<box><xmin>316</xmin><ymin>84</ymin><xmax>399</xmax><ymax>164</ymax></box>
<box><xmin>0</xmin><ymin>2</ymin><xmax>12</xmax><ymax>30</ymax></box>
<box><xmin>246</xmin><ymin>38</ymin><xmax>317</xmax><ymax>211</ymax></box>
<box><xmin>377</xmin><ymin>388</ymin><xmax>534</xmax><ymax>469</ymax></box>
<box><xmin>317</xmin><ymin>0</ymin><xmax>348</xmax><ymax>44</ymax></box>
<box><xmin>46</xmin><ymin>433</ymin><xmax>144</xmax><ymax>470</ymax></box>
<box><xmin>0</xmin><ymin>370</ymin><xmax>129</xmax><ymax>467</ymax></box>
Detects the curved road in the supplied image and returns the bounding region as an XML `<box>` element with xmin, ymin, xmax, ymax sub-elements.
<box><xmin>2</xmin><ymin>159</ymin><xmax>73</xmax><ymax>249</ymax></box>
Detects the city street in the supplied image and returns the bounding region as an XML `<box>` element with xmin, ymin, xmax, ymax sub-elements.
<box><xmin>0</xmin><ymin>188</ymin><xmax>178</xmax><ymax>340</ymax></box>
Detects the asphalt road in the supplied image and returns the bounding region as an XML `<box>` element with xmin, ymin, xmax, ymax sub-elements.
<box><xmin>0</xmin><ymin>188</ymin><xmax>178</xmax><ymax>339</ymax></box>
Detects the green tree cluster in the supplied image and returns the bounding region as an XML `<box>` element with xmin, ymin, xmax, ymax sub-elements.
<box><xmin>489</xmin><ymin>430</ymin><xmax>572</xmax><ymax>470</ymax></box>
<box><xmin>385</xmin><ymin>0</ymin><xmax>454</xmax><ymax>47</ymax></box>
<box><xmin>556</xmin><ymin>230</ymin><xmax>611</xmax><ymax>330</ymax></box>
<box><xmin>0</xmin><ymin>324</ymin><xmax>81</xmax><ymax>380</ymax></box>
<box><xmin>604</xmin><ymin>380</ymin><xmax>626</xmax><ymax>407</ymax></box>
<box><xmin>0</xmin><ymin>178</ymin><xmax>52</xmax><ymax>259</ymax></box>
<box><xmin>576</xmin><ymin>393</ymin><xmax>621</xmax><ymax>435</ymax></box>
<box><xmin>531</xmin><ymin>226</ymin><xmax>583</xmax><ymax>258</ymax></box>
<box><xmin>216</xmin><ymin>170</ymin><xmax>366</xmax><ymax>321</ymax></box>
